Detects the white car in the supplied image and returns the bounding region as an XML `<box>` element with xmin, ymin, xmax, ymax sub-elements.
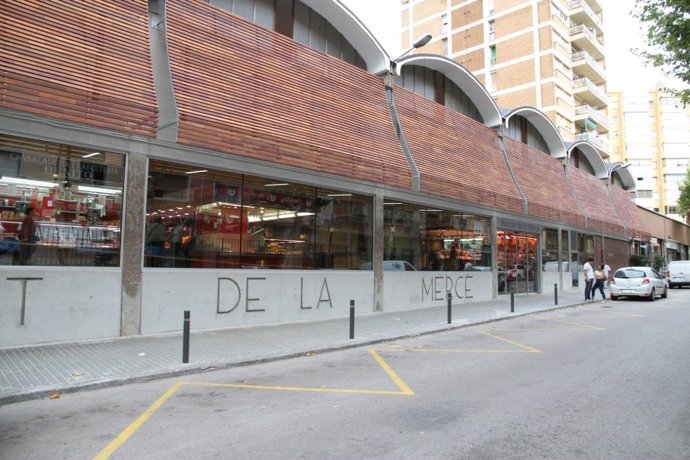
<box><xmin>609</xmin><ymin>266</ymin><xmax>668</xmax><ymax>301</ymax></box>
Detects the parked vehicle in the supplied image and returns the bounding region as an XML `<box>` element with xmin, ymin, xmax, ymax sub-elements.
<box><xmin>667</xmin><ymin>260</ymin><xmax>690</xmax><ymax>288</ymax></box>
<box><xmin>609</xmin><ymin>266</ymin><xmax>668</xmax><ymax>301</ymax></box>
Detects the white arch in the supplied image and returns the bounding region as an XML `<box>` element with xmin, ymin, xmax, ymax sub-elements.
<box><xmin>395</xmin><ymin>54</ymin><xmax>503</xmax><ymax>128</ymax></box>
<box><xmin>607</xmin><ymin>162</ymin><xmax>637</xmax><ymax>191</ymax></box>
<box><xmin>568</xmin><ymin>141</ymin><xmax>609</xmax><ymax>179</ymax></box>
<box><xmin>302</xmin><ymin>0</ymin><xmax>390</xmax><ymax>74</ymax></box>
<box><xmin>502</xmin><ymin>107</ymin><xmax>567</xmax><ymax>159</ymax></box>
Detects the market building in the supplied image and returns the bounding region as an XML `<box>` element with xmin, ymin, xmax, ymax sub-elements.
<box><xmin>0</xmin><ymin>0</ymin><xmax>677</xmax><ymax>347</ymax></box>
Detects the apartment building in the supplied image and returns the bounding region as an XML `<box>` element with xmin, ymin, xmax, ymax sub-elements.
<box><xmin>401</xmin><ymin>0</ymin><xmax>608</xmax><ymax>151</ymax></box>
<box><xmin>609</xmin><ymin>90</ymin><xmax>690</xmax><ymax>222</ymax></box>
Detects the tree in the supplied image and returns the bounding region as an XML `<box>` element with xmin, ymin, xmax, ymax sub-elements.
<box><xmin>633</xmin><ymin>0</ymin><xmax>690</xmax><ymax>105</ymax></box>
<box><xmin>677</xmin><ymin>167</ymin><xmax>690</xmax><ymax>221</ymax></box>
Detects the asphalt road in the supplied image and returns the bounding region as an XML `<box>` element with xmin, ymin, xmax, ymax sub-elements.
<box><xmin>2</xmin><ymin>290</ymin><xmax>689</xmax><ymax>459</ymax></box>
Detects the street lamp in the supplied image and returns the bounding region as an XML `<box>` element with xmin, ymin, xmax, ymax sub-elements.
<box><xmin>390</xmin><ymin>33</ymin><xmax>433</xmax><ymax>70</ymax></box>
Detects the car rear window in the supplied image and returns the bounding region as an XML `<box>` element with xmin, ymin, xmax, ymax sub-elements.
<box><xmin>615</xmin><ymin>269</ymin><xmax>646</xmax><ymax>279</ymax></box>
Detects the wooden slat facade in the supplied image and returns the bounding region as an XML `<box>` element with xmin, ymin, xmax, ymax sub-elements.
<box><xmin>609</xmin><ymin>186</ymin><xmax>652</xmax><ymax>240</ymax></box>
<box><xmin>165</xmin><ymin>0</ymin><xmax>411</xmax><ymax>188</ymax></box>
<box><xmin>565</xmin><ymin>166</ymin><xmax>626</xmax><ymax>235</ymax></box>
<box><xmin>502</xmin><ymin>137</ymin><xmax>587</xmax><ymax>227</ymax></box>
<box><xmin>0</xmin><ymin>0</ymin><xmax>157</xmax><ymax>136</ymax></box>
<box><xmin>395</xmin><ymin>88</ymin><xmax>525</xmax><ymax>214</ymax></box>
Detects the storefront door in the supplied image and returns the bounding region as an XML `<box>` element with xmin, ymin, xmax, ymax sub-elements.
<box><xmin>497</xmin><ymin>230</ymin><xmax>538</xmax><ymax>294</ymax></box>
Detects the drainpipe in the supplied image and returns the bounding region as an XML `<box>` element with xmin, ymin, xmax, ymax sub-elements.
<box><xmin>384</xmin><ymin>72</ymin><xmax>420</xmax><ymax>192</ymax></box>
<box><xmin>496</xmin><ymin>125</ymin><xmax>528</xmax><ymax>214</ymax></box>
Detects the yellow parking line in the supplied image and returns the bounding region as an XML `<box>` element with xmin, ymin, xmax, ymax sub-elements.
<box><xmin>93</xmin><ymin>381</ymin><xmax>184</xmax><ymax>460</ymax></box>
<box><xmin>547</xmin><ymin>318</ymin><xmax>605</xmax><ymax>330</ymax></box>
<box><xmin>94</xmin><ymin>349</ymin><xmax>413</xmax><ymax>458</ymax></box>
<box><xmin>394</xmin><ymin>347</ymin><xmax>535</xmax><ymax>353</ymax></box>
<box><xmin>478</xmin><ymin>330</ymin><xmax>542</xmax><ymax>353</ymax></box>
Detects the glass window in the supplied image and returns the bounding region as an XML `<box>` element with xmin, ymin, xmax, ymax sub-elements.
<box><xmin>0</xmin><ymin>135</ymin><xmax>124</xmax><ymax>266</ymax></box>
<box><xmin>541</xmin><ymin>228</ymin><xmax>559</xmax><ymax>269</ymax></box>
<box><xmin>145</xmin><ymin>160</ymin><xmax>372</xmax><ymax>269</ymax></box>
<box><xmin>383</xmin><ymin>202</ymin><xmax>491</xmax><ymax>271</ymax></box>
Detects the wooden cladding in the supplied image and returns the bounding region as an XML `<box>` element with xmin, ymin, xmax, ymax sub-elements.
<box><xmin>504</xmin><ymin>138</ymin><xmax>587</xmax><ymax>227</ymax></box>
<box><xmin>165</xmin><ymin>0</ymin><xmax>411</xmax><ymax>188</ymax></box>
<box><xmin>609</xmin><ymin>186</ymin><xmax>651</xmax><ymax>240</ymax></box>
<box><xmin>0</xmin><ymin>1</ymin><xmax>157</xmax><ymax>136</ymax></box>
<box><xmin>565</xmin><ymin>166</ymin><xmax>626</xmax><ymax>235</ymax></box>
<box><xmin>395</xmin><ymin>88</ymin><xmax>524</xmax><ymax>214</ymax></box>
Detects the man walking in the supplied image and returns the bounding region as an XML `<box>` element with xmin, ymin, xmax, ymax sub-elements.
<box><xmin>583</xmin><ymin>258</ymin><xmax>595</xmax><ymax>302</ymax></box>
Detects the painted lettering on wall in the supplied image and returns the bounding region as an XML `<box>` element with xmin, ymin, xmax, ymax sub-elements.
<box><xmin>421</xmin><ymin>275</ymin><xmax>473</xmax><ymax>301</ymax></box>
<box><xmin>300</xmin><ymin>278</ymin><xmax>333</xmax><ymax>309</ymax></box>
<box><xmin>217</xmin><ymin>277</ymin><xmax>266</xmax><ymax>314</ymax></box>
<box><xmin>217</xmin><ymin>276</ymin><xmax>333</xmax><ymax>314</ymax></box>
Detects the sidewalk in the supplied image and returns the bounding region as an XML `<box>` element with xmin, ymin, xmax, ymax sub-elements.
<box><xmin>0</xmin><ymin>289</ymin><xmax>586</xmax><ymax>405</ymax></box>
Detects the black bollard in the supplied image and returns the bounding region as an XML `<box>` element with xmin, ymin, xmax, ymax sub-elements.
<box><xmin>554</xmin><ymin>283</ymin><xmax>558</xmax><ymax>305</ymax></box>
<box><xmin>447</xmin><ymin>291</ymin><xmax>452</xmax><ymax>324</ymax></box>
<box><xmin>349</xmin><ymin>299</ymin><xmax>355</xmax><ymax>339</ymax></box>
<box><xmin>182</xmin><ymin>310</ymin><xmax>190</xmax><ymax>363</ymax></box>
<box><xmin>510</xmin><ymin>291</ymin><xmax>515</xmax><ymax>313</ymax></box>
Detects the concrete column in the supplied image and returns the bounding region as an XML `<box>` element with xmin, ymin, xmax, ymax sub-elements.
<box><xmin>373</xmin><ymin>193</ymin><xmax>384</xmax><ymax>311</ymax></box>
<box><xmin>120</xmin><ymin>153</ymin><xmax>147</xmax><ymax>336</ymax></box>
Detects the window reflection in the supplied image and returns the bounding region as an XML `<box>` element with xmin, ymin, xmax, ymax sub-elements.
<box><xmin>0</xmin><ymin>135</ymin><xmax>124</xmax><ymax>266</ymax></box>
<box><xmin>145</xmin><ymin>160</ymin><xmax>373</xmax><ymax>269</ymax></box>
<box><xmin>383</xmin><ymin>202</ymin><xmax>491</xmax><ymax>271</ymax></box>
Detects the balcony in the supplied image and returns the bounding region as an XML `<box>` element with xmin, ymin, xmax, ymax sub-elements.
<box><xmin>569</xmin><ymin>0</ymin><xmax>604</xmax><ymax>35</ymax></box>
<box><xmin>575</xmin><ymin>104</ymin><xmax>609</xmax><ymax>134</ymax></box>
<box><xmin>570</xmin><ymin>24</ymin><xmax>605</xmax><ymax>60</ymax></box>
<box><xmin>574</xmin><ymin>131</ymin><xmax>610</xmax><ymax>154</ymax></box>
<box><xmin>573</xmin><ymin>77</ymin><xmax>607</xmax><ymax>108</ymax></box>
<box><xmin>571</xmin><ymin>51</ymin><xmax>606</xmax><ymax>84</ymax></box>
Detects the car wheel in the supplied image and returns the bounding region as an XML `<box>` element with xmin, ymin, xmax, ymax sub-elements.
<box><xmin>648</xmin><ymin>288</ymin><xmax>656</xmax><ymax>301</ymax></box>
<box><xmin>661</xmin><ymin>286</ymin><xmax>668</xmax><ymax>299</ymax></box>
<box><xmin>610</xmin><ymin>295</ymin><xmax>618</xmax><ymax>301</ymax></box>
<box><xmin>669</xmin><ymin>282</ymin><xmax>675</xmax><ymax>289</ymax></box>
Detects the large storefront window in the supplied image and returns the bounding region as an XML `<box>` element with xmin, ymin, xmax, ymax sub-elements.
<box><xmin>0</xmin><ymin>135</ymin><xmax>124</xmax><ymax>266</ymax></box>
<box><xmin>145</xmin><ymin>160</ymin><xmax>372</xmax><ymax>269</ymax></box>
<box><xmin>383</xmin><ymin>202</ymin><xmax>491</xmax><ymax>271</ymax></box>
<box><xmin>497</xmin><ymin>230</ymin><xmax>538</xmax><ymax>294</ymax></box>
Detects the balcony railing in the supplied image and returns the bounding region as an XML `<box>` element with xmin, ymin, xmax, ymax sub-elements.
<box><xmin>574</xmin><ymin>132</ymin><xmax>610</xmax><ymax>152</ymax></box>
<box><xmin>572</xmin><ymin>77</ymin><xmax>607</xmax><ymax>106</ymax></box>
<box><xmin>575</xmin><ymin>104</ymin><xmax>609</xmax><ymax>130</ymax></box>
<box><xmin>568</xmin><ymin>0</ymin><xmax>604</xmax><ymax>32</ymax></box>
<box><xmin>571</xmin><ymin>51</ymin><xmax>606</xmax><ymax>80</ymax></box>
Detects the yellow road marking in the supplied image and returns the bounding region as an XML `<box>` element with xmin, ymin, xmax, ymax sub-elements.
<box><xmin>94</xmin><ymin>349</ymin><xmax>413</xmax><ymax>458</ymax></box>
<box><xmin>368</xmin><ymin>348</ymin><xmax>415</xmax><ymax>395</ymax></box>
<box><xmin>547</xmin><ymin>318</ymin><xmax>605</xmax><ymax>331</ymax></box>
<box><xmin>390</xmin><ymin>347</ymin><xmax>535</xmax><ymax>353</ymax></box>
<box><xmin>93</xmin><ymin>381</ymin><xmax>183</xmax><ymax>460</ymax></box>
<box><xmin>478</xmin><ymin>330</ymin><xmax>542</xmax><ymax>352</ymax></box>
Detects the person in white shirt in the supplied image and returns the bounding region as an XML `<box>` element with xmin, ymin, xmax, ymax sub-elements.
<box><xmin>583</xmin><ymin>258</ymin><xmax>595</xmax><ymax>301</ymax></box>
<box><xmin>603</xmin><ymin>263</ymin><xmax>611</xmax><ymax>286</ymax></box>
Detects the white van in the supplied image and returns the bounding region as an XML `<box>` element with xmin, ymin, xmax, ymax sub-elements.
<box><xmin>667</xmin><ymin>260</ymin><xmax>690</xmax><ymax>288</ymax></box>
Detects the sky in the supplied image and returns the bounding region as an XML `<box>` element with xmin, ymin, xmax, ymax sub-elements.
<box><xmin>340</xmin><ymin>0</ymin><xmax>674</xmax><ymax>92</ymax></box>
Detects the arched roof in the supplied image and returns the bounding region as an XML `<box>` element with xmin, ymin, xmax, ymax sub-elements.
<box><xmin>302</xmin><ymin>0</ymin><xmax>389</xmax><ymax>74</ymax></box>
<box><xmin>502</xmin><ymin>107</ymin><xmax>567</xmax><ymax>159</ymax></box>
<box><xmin>395</xmin><ymin>54</ymin><xmax>503</xmax><ymax>128</ymax></box>
<box><xmin>567</xmin><ymin>141</ymin><xmax>609</xmax><ymax>179</ymax></box>
<box><xmin>607</xmin><ymin>162</ymin><xmax>637</xmax><ymax>191</ymax></box>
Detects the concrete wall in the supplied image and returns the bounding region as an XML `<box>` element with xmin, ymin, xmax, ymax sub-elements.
<box><xmin>1</xmin><ymin>268</ymin><xmax>121</xmax><ymax>347</ymax></box>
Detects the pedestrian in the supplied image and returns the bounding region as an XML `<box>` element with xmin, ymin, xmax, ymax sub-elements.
<box><xmin>591</xmin><ymin>264</ymin><xmax>607</xmax><ymax>302</ymax></box>
<box><xmin>17</xmin><ymin>206</ymin><xmax>38</xmax><ymax>265</ymax></box>
<box><xmin>603</xmin><ymin>262</ymin><xmax>611</xmax><ymax>286</ymax></box>
<box><xmin>450</xmin><ymin>244</ymin><xmax>459</xmax><ymax>270</ymax></box>
<box><xmin>583</xmin><ymin>257</ymin><xmax>595</xmax><ymax>302</ymax></box>
<box><xmin>145</xmin><ymin>215</ymin><xmax>167</xmax><ymax>267</ymax></box>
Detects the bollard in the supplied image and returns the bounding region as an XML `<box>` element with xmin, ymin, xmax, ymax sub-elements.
<box><xmin>554</xmin><ymin>283</ymin><xmax>558</xmax><ymax>305</ymax></box>
<box><xmin>182</xmin><ymin>310</ymin><xmax>190</xmax><ymax>363</ymax></box>
<box><xmin>349</xmin><ymin>299</ymin><xmax>355</xmax><ymax>339</ymax></box>
<box><xmin>447</xmin><ymin>291</ymin><xmax>452</xmax><ymax>324</ymax></box>
<box><xmin>510</xmin><ymin>291</ymin><xmax>515</xmax><ymax>313</ymax></box>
